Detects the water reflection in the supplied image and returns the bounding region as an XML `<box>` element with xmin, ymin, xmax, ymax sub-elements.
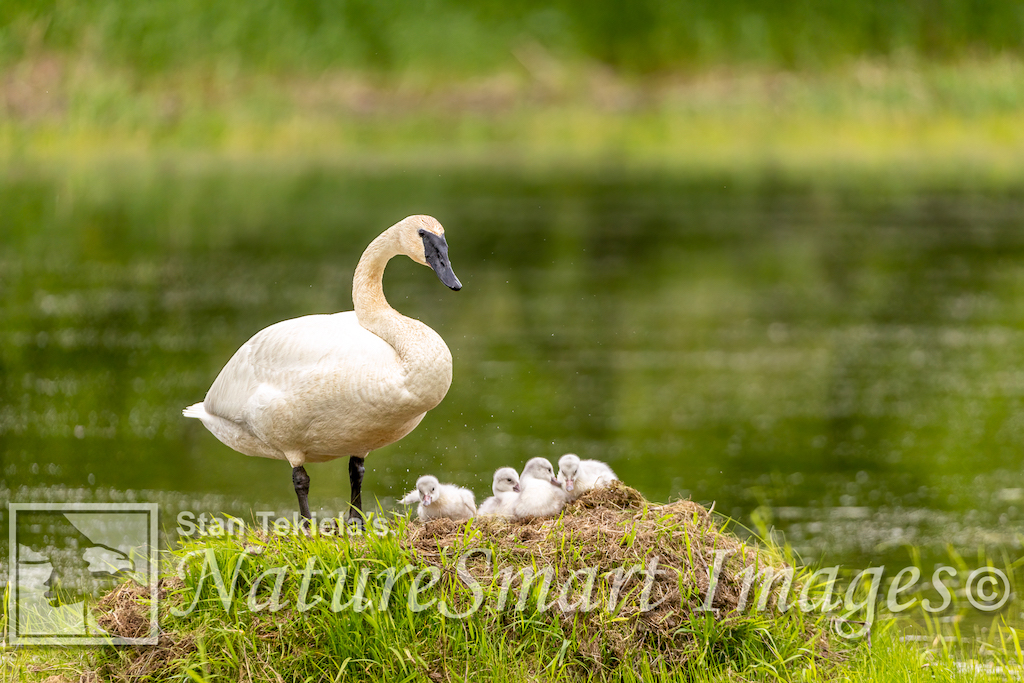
<box><xmin>1</xmin><ymin>167</ymin><xmax>1023</xmax><ymax>569</ymax></box>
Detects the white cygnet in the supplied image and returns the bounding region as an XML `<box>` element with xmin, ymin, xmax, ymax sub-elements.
<box><xmin>477</xmin><ymin>467</ymin><xmax>521</xmax><ymax>517</ymax></box>
<box><xmin>400</xmin><ymin>475</ymin><xmax>476</xmax><ymax>521</ymax></box>
<box><xmin>513</xmin><ymin>457</ymin><xmax>568</xmax><ymax>519</ymax></box>
<box><xmin>557</xmin><ymin>453</ymin><xmax>618</xmax><ymax>501</ymax></box>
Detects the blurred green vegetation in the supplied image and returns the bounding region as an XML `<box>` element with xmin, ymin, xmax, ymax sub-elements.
<box><xmin>2</xmin><ymin>2</ymin><xmax>1024</xmax><ymax>179</ymax></box>
<box><xmin>2</xmin><ymin>57</ymin><xmax>1024</xmax><ymax>183</ymax></box>
<box><xmin>2</xmin><ymin>0</ymin><xmax>1024</xmax><ymax>74</ymax></box>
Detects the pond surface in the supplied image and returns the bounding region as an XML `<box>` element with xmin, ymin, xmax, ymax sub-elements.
<box><xmin>2</xmin><ymin>165</ymin><xmax>1023</xmax><ymax>569</ymax></box>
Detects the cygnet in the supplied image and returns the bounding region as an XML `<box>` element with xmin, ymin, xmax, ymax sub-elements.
<box><xmin>557</xmin><ymin>453</ymin><xmax>618</xmax><ymax>501</ymax></box>
<box><xmin>513</xmin><ymin>458</ymin><xmax>568</xmax><ymax>519</ymax></box>
<box><xmin>477</xmin><ymin>467</ymin><xmax>521</xmax><ymax>517</ymax></box>
<box><xmin>400</xmin><ymin>475</ymin><xmax>476</xmax><ymax>521</ymax></box>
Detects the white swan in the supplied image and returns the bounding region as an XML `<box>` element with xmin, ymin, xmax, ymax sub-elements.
<box><xmin>477</xmin><ymin>467</ymin><xmax>521</xmax><ymax>516</ymax></box>
<box><xmin>399</xmin><ymin>475</ymin><xmax>476</xmax><ymax>521</ymax></box>
<box><xmin>183</xmin><ymin>215</ymin><xmax>461</xmax><ymax>525</ymax></box>
<box><xmin>513</xmin><ymin>458</ymin><xmax>568</xmax><ymax>519</ymax></box>
<box><xmin>557</xmin><ymin>453</ymin><xmax>618</xmax><ymax>500</ymax></box>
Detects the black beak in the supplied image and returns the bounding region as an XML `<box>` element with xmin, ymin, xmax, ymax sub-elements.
<box><xmin>420</xmin><ymin>230</ymin><xmax>462</xmax><ymax>290</ymax></box>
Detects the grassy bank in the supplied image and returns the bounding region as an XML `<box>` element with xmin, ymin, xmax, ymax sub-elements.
<box><xmin>3</xmin><ymin>56</ymin><xmax>1024</xmax><ymax>186</ymax></box>
<box><xmin>3</xmin><ymin>2</ymin><xmax>1024</xmax><ymax>182</ymax></box>
<box><xmin>4</xmin><ymin>487</ymin><xmax>1020</xmax><ymax>682</ymax></box>
<box><xmin>3</xmin><ymin>0</ymin><xmax>1023</xmax><ymax>74</ymax></box>
<box><xmin>4</xmin><ymin>1</ymin><xmax>1024</xmax><ymax>184</ymax></box>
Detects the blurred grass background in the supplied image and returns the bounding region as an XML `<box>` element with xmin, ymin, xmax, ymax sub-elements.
<box><xmin>3</xmin><ymin>0</ymin><xmax>1024</xmax><ymax>73</ymax></box>
<box><xmin>2</xmin><ymin>0</ymin><xmax>1024</xmax><ymax>179</ymax></box>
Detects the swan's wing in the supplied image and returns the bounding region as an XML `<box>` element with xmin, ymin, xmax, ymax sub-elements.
<box><xmin>490</xmin><ymin>492</ymin><xmax>511</xmax><ymax>516</ymax></box>
<box><xmin>595</xmin><ymin>461</ymin><xmax>618</xmax><ymax>480</ymax></box>
<box><xmin>511</xmin><ymin>482</ymin><xmax>542</xmax><ymax>519</ymax></box>
<box><xmin>460</xmin><ymin>489</ymin><xmax>477</xmax><ymax>517</ymax></box>
<box><xmin>204</xmin><ymin>312</ymin><xmax>397</xmax><ymax>422</ymax></box>
<box><xmin>580</xmin><ymin>460</ymin><xmax>618</xmax><ymax>487</ymax></box>
<box><xmin>591</xmin><ymin>460</ymin><xmax>618</xmax><ymax>488</ymax></box>
<box><xmin>399</xmin><ymin>489</ymin><xmax>421</xmax><ymax>505</ymax></box>
<box><xmin>478</xmin><ymin>496</ymin><xmax>498</xmax><ymax>515</ymax></box>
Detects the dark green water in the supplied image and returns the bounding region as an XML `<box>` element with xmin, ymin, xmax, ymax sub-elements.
<box><xmin>2</xmin><ymin>165</ymin><xmax>1023</xmax><ymax>568</ymax></box>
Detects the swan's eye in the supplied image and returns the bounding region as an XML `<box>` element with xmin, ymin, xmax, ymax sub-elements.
<box><xmin>418</xmin><ymin>228</ymin><xmax>426</xmax><ymax>236</ymax></box>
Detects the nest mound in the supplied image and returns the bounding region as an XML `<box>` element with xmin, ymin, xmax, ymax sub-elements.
<box><xmin>565</xmin><ymin>481</ymin><xmax>648</xmax><ymax>511</ymax></box>
<box><xmin>92</xmin><ymin>484</ymin><xmax>834</xmax><ymax>677</ymax></box>
<box><xmin>400</xmin><ymin>483</ymin><xmax>821</xmax><ymax>666</ymax></box>
<box><xmin>406</xmin><ymin>483</ymin><xmax>752</xmax><ymax>616</ymax></box>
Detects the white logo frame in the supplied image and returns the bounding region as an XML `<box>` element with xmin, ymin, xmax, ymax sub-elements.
<box><xmin>8</xmin><ymin>503</ymin><xmax>159</xmax><ymax>645</ymax></box>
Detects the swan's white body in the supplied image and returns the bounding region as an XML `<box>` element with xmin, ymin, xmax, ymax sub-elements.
<box><xmin>478</xmin><ymin>467</ymin><xmax>521</xmax><ymax>517</ymax></box>
<box><xmin>183</xmin><ymin>215</ymin><xmax>461</xmax><ymax>520</ymax></box>
<box><xmin>557</xmin><ymin>454</ymin><xmax>618</xmax><ymax>501</ymax></box>
<box><xmin>400</xmin><ymin>475</ymin><xmax>476</xmax><ymax>521</ymax></box>
<box><xmin>183</xmin><ymin>310</ymin><xmax>450</xmax><ymax>465</ymax></box>
<box><xmin>513</xmin><ymin>458</ymin><xmax>568</xmax><ymax>519</ymax></box>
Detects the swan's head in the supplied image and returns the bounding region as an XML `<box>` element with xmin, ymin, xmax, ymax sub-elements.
<box><xmin>492</xmin><ymin>467</ymin><xmax>520</xmax><ymax>494</ymax></box>
<box><xmin>416</xmin><ymin>475</ymin><xmax>441</xmax><ymax>506</ymax></box>
<box><xmin>521</xmin><ymin>458</ymin><xmax>560</xmax><ymax>487</ymax></box>
<box><xmin>558</xmin><ymin>453</ymin><xmax>581</xmax><ymax>492</ymax></box>
<box><xmin>396</xmin><ymin>215</ymin><xmax>462</xmax><ymax>291</ymax></box>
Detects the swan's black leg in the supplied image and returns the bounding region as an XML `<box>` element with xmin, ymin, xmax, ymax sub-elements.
<box><xmin>292</xmin><ymin>466</ymin><xmax>311</xmax><ymax>522</ymax></box>
<box><xmin>347</xmin><ymin>456</ymin><xmax>366</xmax><ymax>529</ymax></box>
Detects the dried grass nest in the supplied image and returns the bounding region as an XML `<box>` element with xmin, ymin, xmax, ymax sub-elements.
<box><xmin>93</xmin><ymin>484</ymin><xmax>832</xmax><ymax>675</ymax></box>
<box><xmin>403</xmin><ymin>482</ymin><xmax>833</xmax><ymax>668</ymax></box>
<box><xmin>404</xmin><ymin>484</ymin><xmax>791</xmax><ymax>635</ymax></box>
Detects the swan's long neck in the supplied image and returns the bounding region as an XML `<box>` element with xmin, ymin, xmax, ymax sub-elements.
<box><xmin>352</xmin><ymin>228</ymin><xmax>453</xmax><ymax>404</ymax></box>
<box><xmin>352</xmin><ymin>228</ymin><xmax>409</xmax><ymax>351</ymax></box>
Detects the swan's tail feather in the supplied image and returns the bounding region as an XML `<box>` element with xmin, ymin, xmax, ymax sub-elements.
<box><xmin>183</xmin><ymin>403</ymin><xmax>207</xmax><ymax>419</ymax></box>
<box><xmin>398</xmin><ymin>490</ymin><xmax>420</xmax><ymax>505</ymax></box>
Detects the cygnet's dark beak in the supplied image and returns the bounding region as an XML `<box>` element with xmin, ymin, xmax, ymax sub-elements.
<box><xmin>513</xmin><ymin>483</ymin><xmax>521</xmax><ymax>493</ymax></box>
<box><xmin>420</xmin><ymin>230</ymin><xmax>462</xmax><ymax>290</ymax></box>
